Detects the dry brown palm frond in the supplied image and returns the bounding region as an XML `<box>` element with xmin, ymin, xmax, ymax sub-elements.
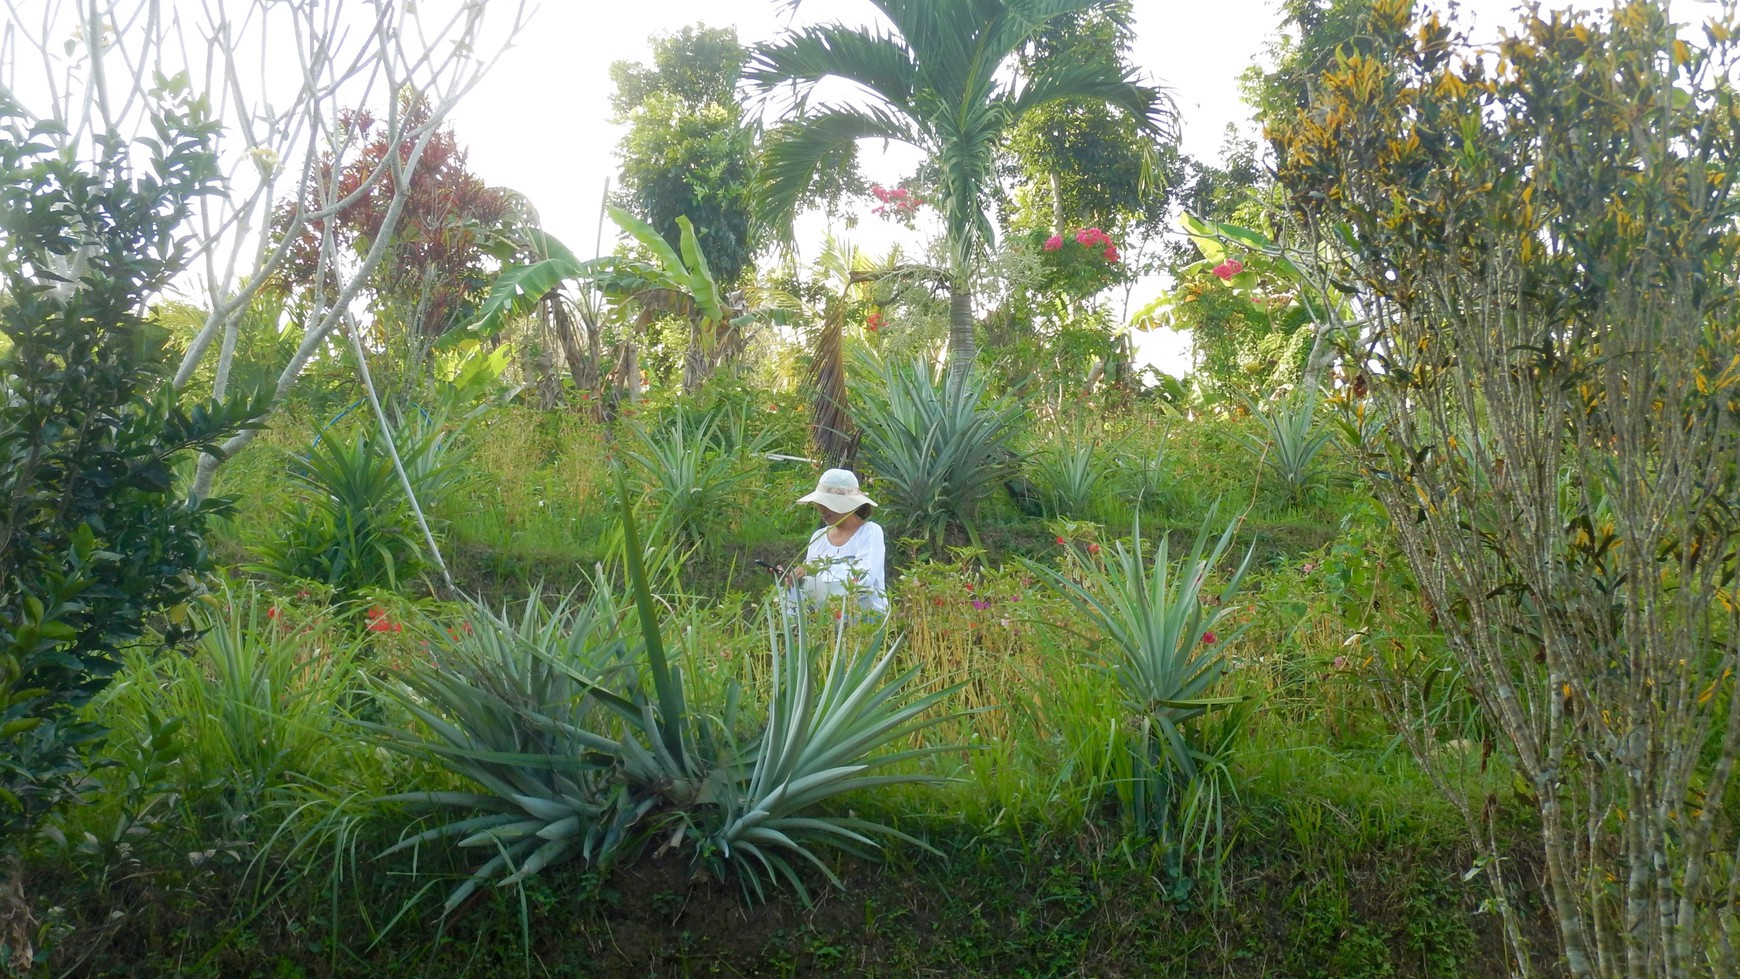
<box><xmin>810</xmin><ymin>302</ymin><xmax>857</xmax><ymax>467</ymax></box>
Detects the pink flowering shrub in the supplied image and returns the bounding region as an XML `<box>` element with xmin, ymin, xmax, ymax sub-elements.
<box><xmin>869</xmin><ymin>183</ymin><xmax>924</xmax><ymax>218</ymax></box>
<box><xmin>1033</xmin><ymin>225</ymin><xmax>1127</xmax><ymax>298</ymax></box>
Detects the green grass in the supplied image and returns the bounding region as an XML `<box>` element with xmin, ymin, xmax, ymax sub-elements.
<box><xmin>15</xmin><ymin>394</ymin><xmax>1544</xmax><ymax>977</ymax></box>
<box><xmin>30</xmin><ymin>791</ymin><xmax>1516</xmax><ymax>978</ymax></box>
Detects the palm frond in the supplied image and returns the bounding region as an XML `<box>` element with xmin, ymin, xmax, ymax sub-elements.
<box><xmin>810</xmin><ymin>302</ymin><xmax>857</xmax><ymax>467</ymax></box>
<box><xmin>746</xmin><ymin>25</ymin><xmax>918</xmax><ymax>113</ymax></box>
<box><xmin>1005</xmin><ymin>59</ymin><xmax>1175</xmax><ymax>139</ymax></box>
<box><xmin>988</xmin><ymin>0</ymin><xmax>1113</xmax><ymax>56</ymax></box>
<box><xmin>760</xmin><ymin>107</ymin><xmax>924</xmax><ymax>237</ymax></box>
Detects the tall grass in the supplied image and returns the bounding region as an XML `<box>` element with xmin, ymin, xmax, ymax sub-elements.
<box><xmin>86</xmin><ymin>586</ymin><xmax>384</xmax><ymax>842</ymax></box>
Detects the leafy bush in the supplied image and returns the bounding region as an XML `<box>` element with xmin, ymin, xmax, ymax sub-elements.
<box><xmin>371</xmin><ymin>486</ymin><xmax>960</xmax><ymax>907</ymax></box>
<box><xmin>854</xmin><ymin>359</ymin><xmax>1021</xmax><ymax>546</ymax></box>
<box><xmin>1273</xmin><ymin>3</ymin><xmax>1740</xmax><ymax>969</ymax></box>
<box><xmin>0</xmin><ymin>83</ymin><xmax>263</xmax><ymax>847</ymax></box>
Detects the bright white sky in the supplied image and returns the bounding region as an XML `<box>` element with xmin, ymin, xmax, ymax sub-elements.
<box><xmin>443</xmin><ymin>0</ymin><xmax>1610</xmax><ymax>372</ymax></box>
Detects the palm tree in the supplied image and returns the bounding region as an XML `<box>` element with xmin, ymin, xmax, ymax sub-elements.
<box><xmin>748</xmin><ymin>0</ymin><xmax>1172</xmax><ymax>375</ymax></box>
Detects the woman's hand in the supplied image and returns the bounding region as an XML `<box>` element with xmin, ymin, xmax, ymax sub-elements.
<box><xmin>782</xmin><ymin>565</ymin><xmax>807</xmax><ymax>587</ymax></box>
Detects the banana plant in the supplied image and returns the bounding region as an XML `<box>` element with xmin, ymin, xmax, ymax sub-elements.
<box><xmin>464</xmin><ymin>206</ymin><xmax>792</xmax><ymax>392</ymax></box>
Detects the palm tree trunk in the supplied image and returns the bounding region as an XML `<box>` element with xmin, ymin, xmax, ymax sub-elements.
<box><xmin>947</xmin><ymin>284</ymin><xmax>976</xmax><ymax>375</ymax></box>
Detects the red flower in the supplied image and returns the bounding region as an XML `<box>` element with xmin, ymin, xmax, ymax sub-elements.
<box><xmin>366</xmin><ymin>606</ymin><xmax>402</xmax><ymax>633</ymax></box>
<box><xmin>267</xmin><ymin>606</ymin><xmax>280</xmax><ymax>620</ymax></box>
<box><xmin>1055</xmin><ymin>535</ymin><xmax>1066</xmax><ymax>545</ymax></box>
<box><xmin>1201</xmin><ymin>630</ymin><xmax>1217</xmax><ymax>645</ymax></box>
<box><xmin>1211</xmin><ymin>259</ymin><xmax>1244</xmax><ymax>281</ymax></box>
<box><xmin>1103</xmin><ymin>246</ymin><xmax>1120</xmax><ymax>263</ymax></box>
<box><xmin>1087</xmin><ymin>542</ymin><xmax>1101</xmax><ymax>555</ymax></box>
<box><xmin>1043</xmin><ymin>235</ymin><xmax>1064</xmax><ymax>252</ymax></box>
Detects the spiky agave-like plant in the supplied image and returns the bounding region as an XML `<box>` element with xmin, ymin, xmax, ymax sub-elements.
<box><xmin>1027</xmin><ymin>509</ymin><xmax>1252</xmax><ymax>841</ymax></box>
<box><xmin>372</xmin><ymin>472</ymin><xmax>961</xmax><ymax>909</ymax></box>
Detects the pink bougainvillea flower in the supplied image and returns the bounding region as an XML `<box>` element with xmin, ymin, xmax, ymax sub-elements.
<box><xmin>1043</xmin><ymin>235</ymin><xmax>1064</xmax><ymax>252</ymax></box>
<box><xmin>1201</xmin><ymin>630</ymin><xmax>1218</xmax><ymax>645</ymax></box>
<box><xmin>1211</xmin><ymin>259</ymin><xmax>1244</xmax><ymax>281</ymax></box>
<box><xmin>1103</xmin><ymin>246</ymin><xmax>1120</xmax><ymax>263</ymax></box>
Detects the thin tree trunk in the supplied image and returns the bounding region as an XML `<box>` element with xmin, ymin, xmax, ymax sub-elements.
<box><xmin>546</xmin><ymin>295</ymin><xmax>593</xmax><ymax>394</ymax></box>
<box><xmin>1050</xmin><ymin>170</ymin><xmax>1066</xmax><ymax>236</ymax></box>
<box><xmin>682</xmin><ymin>319</ymin><xmax>708</xmax><ymax>394</ymax></box>
<box><xmin>947</xmin><ymin>284</ymin><xmax>976</xmax><ymax>376</ymax></box>
<box><xmin>1296</xmin><ymin>316</ymin><xmax>1337</xmax><ymax>397</ymax></box>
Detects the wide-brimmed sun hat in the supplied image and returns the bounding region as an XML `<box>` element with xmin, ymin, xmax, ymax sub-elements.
<box><xmin>795</xmin><ymin>468</ymin><xmax>877</xmax><ymax>513</ymax></box>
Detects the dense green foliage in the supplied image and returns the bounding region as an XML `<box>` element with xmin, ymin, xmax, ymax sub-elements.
<box><xmin>610</xmin><ymin>26</ymin><xmax>762</xmax><ymax>288</ymax></box>
<box><xmin>0</xmin><ymin>85</ymin><xmax>262</xmax><ymax>847</ymax></box>
<box><xmin>1271</xmin><ymin>1</ymin><xmax>1740</xmax><ymax>971</ymax></box>
<box><xmin>10</xmin><ymin>2</ymin><xmax>1740</xmax><ymax>976</ymax></box>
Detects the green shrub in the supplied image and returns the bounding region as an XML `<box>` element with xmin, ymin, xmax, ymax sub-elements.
<box><xmin>1026</xmin><ymin>423</ymin><xmax>1119</xmax><ymax>520</ymax></box>
<box><xmin>624</xmin><ymin>405</ymin><xmax>769</xmax><ymax>547</ymax></box>
<box><xmin>1030</xmin><ymin>511</ymin><xmax>1254</xmax><ymax>870</ymax></box>
<box><xmin>0</xmin><ymin>83</ymin><xmax>263</xmax><ymax>847</ymax></box>
<box><xmin>89</xmin><ymin>586</ymin><xmax>374</xmax><ymax>835</ymax></box>
<box><xmin>1240</xmin><ymin>394</ymin><xmax>1335</xmax><ymax>505</ymax></box>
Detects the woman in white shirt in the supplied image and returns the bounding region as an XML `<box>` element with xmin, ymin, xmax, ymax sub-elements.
<box><xmin>785</xmin><ymin>468</ymin><xmax>888</xmax><ymax>615</ymax></box>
